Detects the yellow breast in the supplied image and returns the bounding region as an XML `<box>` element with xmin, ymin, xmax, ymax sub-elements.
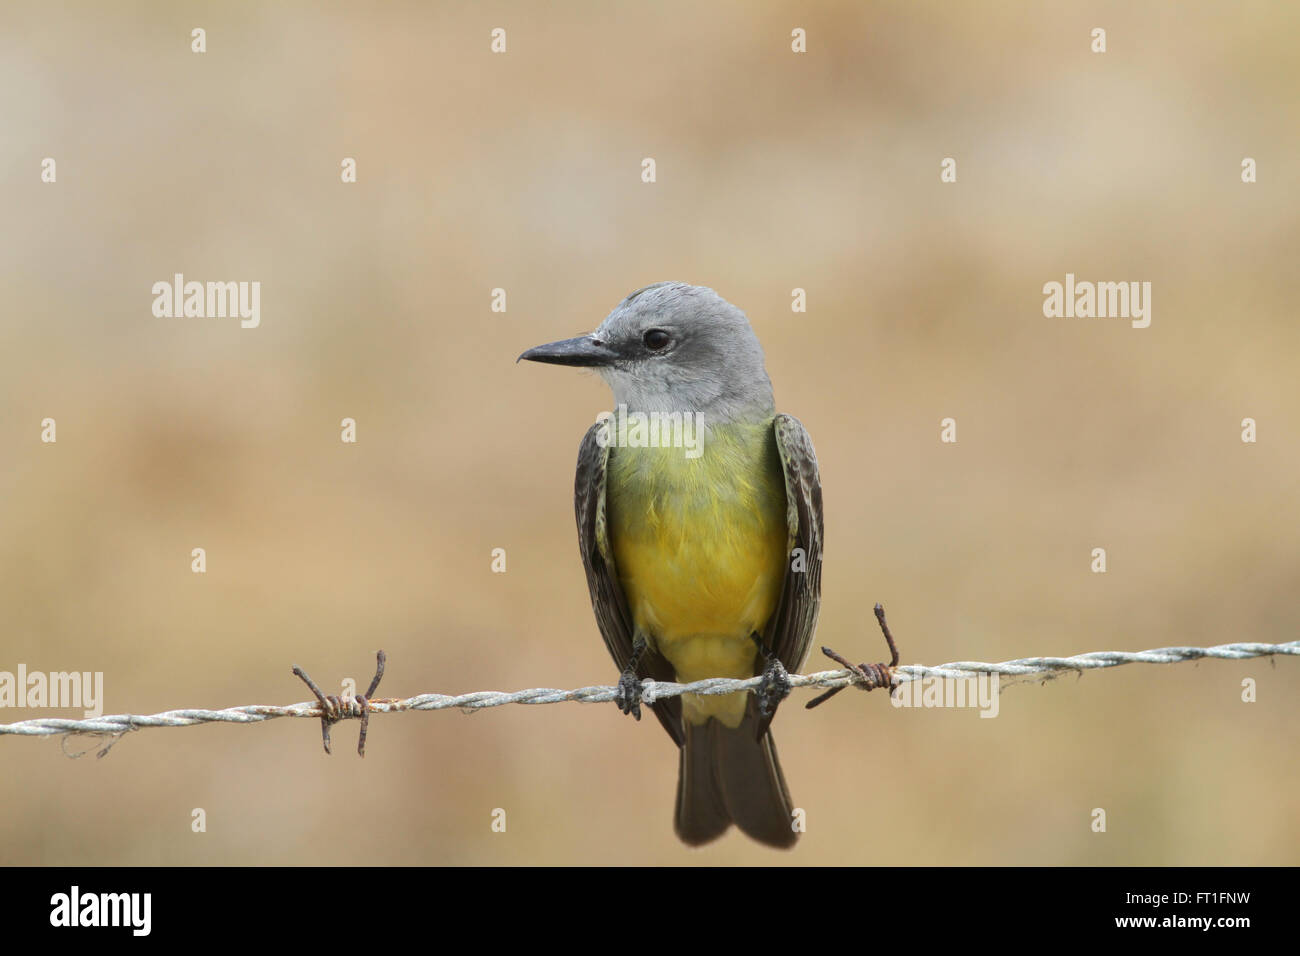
<box><xmin>607</xmin><ymin>420</ymin><xmax>788</xmax><ymax>725</ymax></box>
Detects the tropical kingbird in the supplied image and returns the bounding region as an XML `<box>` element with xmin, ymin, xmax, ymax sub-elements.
<box><xmin>519</xmin><ymin>282</ymin><xmax>822</xmax><ymax>848</ymax></box>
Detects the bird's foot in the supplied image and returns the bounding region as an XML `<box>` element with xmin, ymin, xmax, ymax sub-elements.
<box><xmin>756</xmin><ymin>655</ymin><xmax>792</xmax><ymax>719</ymax></box>
<box><xmin>614</xmin><ymin>668</ymin><xmax>643</xmax><ymax>721</ymax></box>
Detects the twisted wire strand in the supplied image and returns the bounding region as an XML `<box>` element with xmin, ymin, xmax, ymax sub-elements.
<box><xmin>1</xmin><ymin>640</ymin><xmax>1295</xmax><ymax>739</ymax></box>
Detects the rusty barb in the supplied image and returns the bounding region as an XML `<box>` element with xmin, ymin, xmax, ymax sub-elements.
<box><xmin>292</xmin><ymin>650</ymin><xmax>389</xmax><ymax>756</ymax></box>
<box><xmin>805</xmin><ymin>603</ymin><xmax>902</xmax><ymax>709</ymax></box>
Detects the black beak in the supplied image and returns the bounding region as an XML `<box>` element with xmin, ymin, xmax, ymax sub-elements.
<box><xmin>517</xmin><ymin>335</ymin><xmax>620</xmax><ymax>368</ymax></box>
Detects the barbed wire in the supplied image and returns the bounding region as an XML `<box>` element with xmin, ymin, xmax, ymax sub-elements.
<box><xmin>1</xmin><ymin>638</ymin><xmax>1294</xmax><ymax>746</ymax></box>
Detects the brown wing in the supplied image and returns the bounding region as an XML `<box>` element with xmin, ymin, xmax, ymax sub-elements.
<box><xmin>575</xmin><ymin>422</ymin><xmax>684</xmax><ymax>747</ymax></box>
<box><xmin>764</xmin><ymin>414</ymin><xmax>824</xmax><ymax>676</ymax></box>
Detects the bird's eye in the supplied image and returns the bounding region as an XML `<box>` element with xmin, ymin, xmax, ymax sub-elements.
<box><xmin>643</xmin><ymin>329</ymin><xmax>671</xmax><ymax>351</ymax></box>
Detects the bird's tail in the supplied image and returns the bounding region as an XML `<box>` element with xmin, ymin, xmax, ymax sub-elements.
<box><xmin>674</xmin><ymin>701</ymin><xmax>797</xmax><ymax>848</ymax></box>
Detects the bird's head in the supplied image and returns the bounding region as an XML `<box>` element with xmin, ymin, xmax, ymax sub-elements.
<box><xmin>518</xmin><ymin>281</ymin><xmax>775</xmax><ymax>420</ymax></box>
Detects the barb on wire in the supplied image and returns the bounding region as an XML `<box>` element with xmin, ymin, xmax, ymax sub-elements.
<box><xmin>292</xmin><ymin>650</ymin><xmax>387</xmax><ymax>756</ymax></box>
<box><xmin>806</xmin><ymin>602</ymin><xmax>902</xmax><ymax>709</ymax></box>
<box><xmin>1</xmin><ymin>624</ymin><xmax>1296</xmax><ymax>752</ymax></box>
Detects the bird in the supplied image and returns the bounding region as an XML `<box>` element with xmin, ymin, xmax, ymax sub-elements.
<box><xmin>519</xmin><ymin>281</ymin><xmax>822</xmax><ymax>847</ymax></box>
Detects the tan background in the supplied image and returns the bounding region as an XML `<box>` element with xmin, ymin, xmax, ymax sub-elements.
<box><xmin>1</xmin><ymin>1</ymin><xmax>1296</xmax><ymax>865</ymax></box>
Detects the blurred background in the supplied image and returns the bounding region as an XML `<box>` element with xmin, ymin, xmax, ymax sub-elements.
<box><xmin>1</xmin><ymin>0</ymin><xmax>1297</xmax><ymax>865</ymax></box>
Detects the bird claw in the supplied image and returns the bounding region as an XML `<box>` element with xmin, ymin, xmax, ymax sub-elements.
<box><xmin>615</xmin><ymin>668</ymin><xmax>643</xmax><ymax>720</ymax></box>
<box><xmin>756</xmin><ymin>656</ymin><xmax>792</xmax><ymax>719</ymax></box>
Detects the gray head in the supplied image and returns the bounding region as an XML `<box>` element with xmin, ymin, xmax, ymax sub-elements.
<box><xmin>518</xmin><ymin>282</ymin><xmax>775</xmax><ymax>421</ymax></box>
